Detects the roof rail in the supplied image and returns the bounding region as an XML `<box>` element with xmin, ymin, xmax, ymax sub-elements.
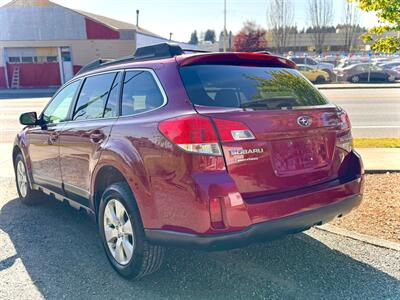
<box><xmin>75</xmin><ymin>43</ymin><xmax>190</xmax><ymax>76</ymax></box>
<box><xmin>75</xmin><ymin>58</ymin><xmax>115</xmax><ymax>75</ymax></box>
<box><xmin>134</xmin><ymin>43</ymin><xmax>184</xmax><ymax>59</ymax></box>
<box><xmin>182</xmin><ymin>48</ymin><xmax>210</xmax><ymax>53</ymax></box>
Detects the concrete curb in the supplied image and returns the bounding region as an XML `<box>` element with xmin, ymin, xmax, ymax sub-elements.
<box><xmin>365</xmin><ymin>170</ymin><xmax>400</xmax><ymax>174</ymax></box>
<box><xmin>316</xmin><ymin>224</ymin><xmax>400</xmax><ymax>251</ymax></box>
<box><xmin>316</xmin><ymin>84</ymin><xmax>400</xmax><ymax>90</ymax></box>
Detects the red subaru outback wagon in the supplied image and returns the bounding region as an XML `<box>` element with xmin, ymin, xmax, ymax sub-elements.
<box><xmin>14</xmin><ymin>43</ymin><xmax>364</xmax><ymax>279</ymax></box>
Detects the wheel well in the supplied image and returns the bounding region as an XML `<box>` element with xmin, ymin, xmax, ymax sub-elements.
<box><xmin>12</xmin><ymin>146</ymin><xmax>22</xmax><ymax>168</ymax></box>
<box><xmin>93</xmin><ymin>166</ymin><xmax>127</xmax><ymax>216</ymax></box>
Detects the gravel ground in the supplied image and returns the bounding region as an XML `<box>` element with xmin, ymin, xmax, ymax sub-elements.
<box><xmin>0</xmin><ymin>176</ymin><xmax>399</xmax><ymax>299</ymax></box>
<box><xmin>333</xmin><ymin>173</ymin><xmax>400</xmax><ymax>243</ymax></box>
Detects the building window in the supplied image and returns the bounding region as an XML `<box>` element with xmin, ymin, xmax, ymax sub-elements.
<box><xmin>21</xmin><ymin>57</ymin><xmax>34</xmax><ymax>63</ymax></box>
<box><xmin>8</xmin><ymin>57</ymin><xmax>21</xmax><ymax>63</ymax></box>
<box><xmin>47</xmin><ymin>56</ymin><xmax>58</xmax><ymax>63</ymax></box>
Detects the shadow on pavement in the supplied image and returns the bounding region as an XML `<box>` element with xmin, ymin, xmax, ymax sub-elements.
<box><xmin>0</xmin><ymin>196</ymin><xmax>399</xmax><ymax>299</ymax></box>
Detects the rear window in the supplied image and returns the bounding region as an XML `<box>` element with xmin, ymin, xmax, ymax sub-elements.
<box><xmin>179</xmin><ymin>65</ymin><xmax>328</xmax><ymax>109</ymax></box>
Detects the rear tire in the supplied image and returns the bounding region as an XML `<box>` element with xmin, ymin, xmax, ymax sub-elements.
<box><xmin>98</xmin><ymin>182</ymin><xmax>165</xmax><ymax>280</ymax></box>
<box><xmin>14</xmin><ymin>153</ymin><xmax>42</xmax><ymax>205</ymax></box>
<box><xmin>315</xmin><ymin>76</ymin><xmax>326</xmax><ymax>84</ymax></box>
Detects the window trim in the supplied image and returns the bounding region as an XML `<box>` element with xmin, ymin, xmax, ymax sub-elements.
<box><xmin>69</xmin><ymin>71</ymin><xmax>120</xmax><ymax>123</ymax></box>
<box><xmin>56</xmin><ymin>67</ymin><xmax>167</xmax><ymax>122</ymax></box>
<box><xmin>119</xmin><ymin>68</ymin><xmax>168</xmax><ymax>118</ymax></box>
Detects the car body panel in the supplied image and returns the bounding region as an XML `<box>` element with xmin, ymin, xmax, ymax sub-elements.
<box><xmin>27</xmin><ymin>122</ymin><xmax>66</xmax><ymax>194</ymax></box>
<box><xmin>59</xmin><ymin>118</ymin><xmax>116</xmax><ymax>207</ymax></box>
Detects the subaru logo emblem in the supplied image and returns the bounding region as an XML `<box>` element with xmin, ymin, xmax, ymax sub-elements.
<box><xmin>297</xmin><ymin>116</ymin><xmax>312</xmax><ymax>127</ymax></box>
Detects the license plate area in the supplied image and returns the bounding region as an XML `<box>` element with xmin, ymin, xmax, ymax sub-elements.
<box><xmin>271</xmin><ymin>135</ymin><xmax>330</xmax><ymax>176</ymax></box>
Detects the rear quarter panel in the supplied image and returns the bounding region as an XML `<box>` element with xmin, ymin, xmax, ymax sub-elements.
<box><xmin>92</xmin><ymin>63</ymin><xmax>217</xmax><ymax>230</ymax></box>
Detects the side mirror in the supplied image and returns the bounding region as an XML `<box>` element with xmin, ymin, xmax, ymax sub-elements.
<box><xmin>20</xmin><ymin>112</ymin><xmax>39</xmax><ymax>126</ymax></box>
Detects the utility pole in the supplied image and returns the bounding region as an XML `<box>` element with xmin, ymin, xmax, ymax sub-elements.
<box><xmin>223</xmin><ymin>0</ymin><xmax>227</xmax><ymax>52</ymax></box>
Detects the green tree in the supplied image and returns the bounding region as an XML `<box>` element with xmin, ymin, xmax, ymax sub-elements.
<box><xmin>351</xmin><ymin>0</ymin><xmax>400</xmax><ymax>53</ymax></box>
<box><xmin>204</xmin><ymin>29</ymin><xmax>216</xmax><ymax>43</ymax></box>
<box><xmin>189</xmin><ymin>30</ymin><xmax>199</xmax><ymax>45</ymax></box>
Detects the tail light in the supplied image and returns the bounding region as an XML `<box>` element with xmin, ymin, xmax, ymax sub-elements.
<box><xmin>338</xmin><ymin>109</ymin><xmax>351</xmax><ymax>131</ymax></box>
<box><xmin>336</xmin><ymin>108</ymin><xmax>353</xmax><ymax>152</ymax></box>
<box><xmin>159</xmin><ymin>115</ymin><xmax>255</xmax><ymax>155</ymax></box>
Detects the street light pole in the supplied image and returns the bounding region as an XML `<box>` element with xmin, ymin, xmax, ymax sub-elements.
<box><xmin>223</xmin><ymin>0</ymin><xmax>227</xmax><ymax>52</ymax></box>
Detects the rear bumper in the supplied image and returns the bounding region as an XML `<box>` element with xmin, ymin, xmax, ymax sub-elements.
<box><xmin>145</xmin><ymin>193</ymin><xmax>362</xmax><ymax>251</ymax></box>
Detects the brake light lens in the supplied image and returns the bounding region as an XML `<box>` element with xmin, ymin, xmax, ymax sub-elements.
<box><xmin>336</xmin><ymin>109</ymin><xmax>353</xmax><ymax>152</ymax></box>
<box><xmin>338</xmin><ymin>109</ymin><xmax>351</xmax><ymax>130</ymax></box>
<box><xmin>159</xmin><ymin>115</ymin><xmax>256</xmax><ymax>155</ymax></box>
<box><xmin>159</xmin><ymin>115</ymin><xmax>222</xmax><ymax>155</ymax></box>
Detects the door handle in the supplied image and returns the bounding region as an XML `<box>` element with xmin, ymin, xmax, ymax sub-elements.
<box><xmin>90</xmin><ymin>131</ymin><xmax>105</xmax><ymax>144</ymax></box>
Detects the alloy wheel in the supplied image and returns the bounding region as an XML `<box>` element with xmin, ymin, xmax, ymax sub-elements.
<box><xmin>16</xmin><ymin>160</ymin><xmax>28</xmax><ymax>198</ymax></box>
<box><xmin>103</xmin><ymin>199</ymin><xmax>135</xmax><ymax>265</ymax></box>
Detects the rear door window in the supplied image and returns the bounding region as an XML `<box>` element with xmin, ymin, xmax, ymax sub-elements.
<box><xmin>179</xmin><ymin>65</ymin><xmax>328</xmax><ymax>109</ymax></box>
<box><xmin>121</xmin><ymin>71</ymin><xmax>165</xmax><ymax>116</ymax></box>
<box><xmin>73</xmin><ymin>73</ymin><xmax>117</xmax><ymax>121</ymax></box>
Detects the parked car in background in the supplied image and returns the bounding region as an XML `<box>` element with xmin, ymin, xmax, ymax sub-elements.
<box><xmin>297</xmin><ymin>64</ymin><xmax>330</xmax><ymax>84</ymax></box>
<box><xmin>14</xmin><ymin>43</ymin><xmax>364</xmax><ymax>280</ymax></box>
<box><xmin>335</xmin><ymin>63</ymin><xmax>397</xmax><ymax>83</ymax></box>
<box><xmin>335</xmin><ymin>58</ymin><xmax>369</xmax><ymax>70</ymax></box>
<box><xmin>378</xmin><ymin>61</ymin><xmax>400</xmax><ymax>79</ymax></box>
<box><xmin>288</xmin><ymin>56</ymin><xmax>334</xmax><ymax>78</ymax></box>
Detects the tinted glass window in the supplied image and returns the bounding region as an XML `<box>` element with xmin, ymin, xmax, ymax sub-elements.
<box><xmin>179</xmin><ymin>65</ymin><xmax>328</xmax><ymax>109</ymax></box>
<box><xmin>73</xmin><ymin>73</ymin><xmax>116</xmax><ymax>121</ymax></box>
<box><xmin>104</xmin><ymin>72</ymin><xmax>122</xmax><ymax>118</ymax></box>
<box><xmin>121</xmin><ymin>71</ymin><xmax>164</xmax><ymax>116</ymax></box>
<box><xmin>307</xmin><ymin>58</ymin><xmax>318</xmax><ymax>65</ymax></box>
<box><xmin>291</xmin><ymin>57</ymin><xmax>305</xmax><ymax>64</ymax></box>
<box><xmin>42</xmin><ymin>80</ymin><xmax>80</xmax><ymax>124</ymax></box>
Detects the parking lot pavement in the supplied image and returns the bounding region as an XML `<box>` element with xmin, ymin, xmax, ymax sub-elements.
<box><xmin>0</xmin><ymin>176</ymin><xmax>399</xmax><ymax>299</ymax></box>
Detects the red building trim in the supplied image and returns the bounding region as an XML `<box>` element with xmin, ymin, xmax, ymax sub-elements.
<box><xmin>0</xmin><ymin>67</ymin><xmax>6</xmax><ymax>88</ymax></box>
<box><xmin>7</xmin><ymin>63</ymin><xmax>61</xmax><ymax>88</ymax></box>
<box><xmin>85</xmin><ymin>18</ymin><xmax>120</xmax><ymax>40</ymax></box>
<box><xmin>73</xmin><ymin>65</ymin><xmax>83</xmax><ymax>75</ymax></box>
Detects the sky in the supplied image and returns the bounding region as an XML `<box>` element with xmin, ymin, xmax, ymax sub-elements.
<box><xmin>0</xmin><ymin>0</ymin><xmax>379</xmax><ymax>43</ymax></box>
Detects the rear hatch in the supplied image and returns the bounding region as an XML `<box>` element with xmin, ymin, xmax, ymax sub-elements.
<box><xmin>179</xmin><ymin>60</ymin><xmax>349</xmax><ymax>198</ymax></box>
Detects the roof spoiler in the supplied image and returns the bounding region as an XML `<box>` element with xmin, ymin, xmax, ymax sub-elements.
<box><xmin>75</xmin><ymin>43</ymin><xmax>277</xmax><ymax>76</ymax></box>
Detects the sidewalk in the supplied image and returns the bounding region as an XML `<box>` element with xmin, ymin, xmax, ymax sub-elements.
<box><xmin>0</xmin><ymin>88</ymin><xmax>58</xmax><ymax>99</ymax></box>
<box><xmin>356</xmin><ymin>148</ymin><xmax>400</xmax><ymax>172</ymax></box>
<box><xmin>316</xmin><ymin>83</ymin><xmax>400</xmax><ymax>89</ymax></box>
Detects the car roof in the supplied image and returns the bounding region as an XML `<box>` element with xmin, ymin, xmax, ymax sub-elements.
<box><xmin>73</xmin><ymin>50</ymin><xmax>296</xmax><ymax>80</ymax></box>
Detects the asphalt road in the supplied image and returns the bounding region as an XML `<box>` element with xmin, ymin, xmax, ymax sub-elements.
<box><xmin>0</xmin><ymin>176</ymin><xmax>399</xmax><ymax>299</ymax></box>
<box><xmin>0</xmin><ymin>88</ymin><xmax>399</xmax><ymax>141</ymax></box>
<box><xmin>321</xmin><ymin>88</ymin><xmax>400</xmax><ymax>138</ymax></box>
